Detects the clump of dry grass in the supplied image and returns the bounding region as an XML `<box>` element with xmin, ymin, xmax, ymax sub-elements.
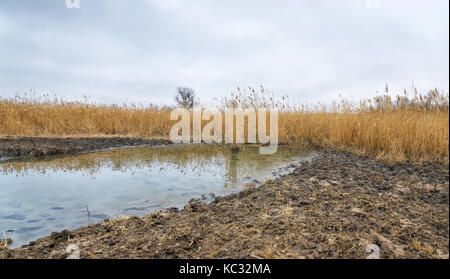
<box><xmin>0</xmin><ymin>87</ymin><xmax>448</xmax><ymax>163</ymax></box>
<box><xmin>220</xmin><ymin>86</ymin><xmax>449</xmax><ymax>163</ymax></box>
<box><xmin>0</xmin><ymin>93</ymin><xmax>172</xmax><ymax>137</ymax></box>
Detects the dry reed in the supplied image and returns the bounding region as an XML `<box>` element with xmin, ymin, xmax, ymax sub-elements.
<box><xmin>0</xmin><ymin>87</ymin><xmax>448</xmax><ymax>163</ymax></box>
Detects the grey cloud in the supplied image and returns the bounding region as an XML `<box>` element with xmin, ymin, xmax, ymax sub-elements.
<box><xmin>0</xmin><ymin>0</ymin><xmax>448</xmax><ymax>105</ymax></box>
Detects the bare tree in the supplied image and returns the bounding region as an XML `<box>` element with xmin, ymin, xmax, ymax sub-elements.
<box><xmin>175</xmin><ymin>87</ymin><xmax>195</xmax><ymax>109</ymax></box>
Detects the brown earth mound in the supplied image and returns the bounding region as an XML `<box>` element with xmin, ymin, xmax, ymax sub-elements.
<box><xmin>1</xmin><ymin>150</ymin><xmax>448</xmax><ymax>259</ymax></box>
<box><xmin>0</xmin><ymin>137</ymin><xmax>171</xmax><ymax>159</ymax></box>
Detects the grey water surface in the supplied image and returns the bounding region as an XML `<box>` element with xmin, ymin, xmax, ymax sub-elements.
<box><xmin>0</xmin><ymin>144</ymin><xmax>313</xmax><ymax>248</ymax></box>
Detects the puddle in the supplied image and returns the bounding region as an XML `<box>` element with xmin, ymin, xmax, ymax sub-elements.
<box><xmin>0</xmin><ymin>144</ymin><xmax>313</xmax><ymax>248</ymax></box>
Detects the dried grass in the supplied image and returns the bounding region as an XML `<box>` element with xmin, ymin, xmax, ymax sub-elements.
<box><xmin>1</xmin><ymin>86</ymin><xmax>448</xmax><ymax>163</ymax></box>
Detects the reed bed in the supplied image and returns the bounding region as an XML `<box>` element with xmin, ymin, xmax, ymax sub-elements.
<box><xmin>0</xmin><ymin>87</ymin><xmax>448</xmax><ymax>163</ymax></box>
<box><xmin>0</xmin><ymin>93</ymin><xmax>172</xmax><ymax>137</ymax></box>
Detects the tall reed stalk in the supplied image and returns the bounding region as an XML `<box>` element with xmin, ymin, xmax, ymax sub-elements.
<box><xmin>1</xmin><ymin>87</ymin><xmax>448</xmax><ymax>163</ymax></box>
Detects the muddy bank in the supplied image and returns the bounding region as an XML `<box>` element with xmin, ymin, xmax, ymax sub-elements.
<box><xmin>0</xmin><ymin>137</ymin><xmax>171</xmax><ymax>160</ymax></box>
<box><xmin>1</xmin><ymin>150</ymin><xmax>448</xmax><ymax>259</ymax></box>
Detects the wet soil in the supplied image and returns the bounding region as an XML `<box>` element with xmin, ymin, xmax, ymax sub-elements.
<box><xmin>0</xmin><ymin>137</ymin><xmax>171</xmax><ymax>159</ymax></box>
<box><xmin>0</xmin><ymin>150</ymin><xmax>448</xmax><ymax>259</ymax></box>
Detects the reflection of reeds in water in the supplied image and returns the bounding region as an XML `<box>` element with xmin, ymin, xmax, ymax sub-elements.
<box><xmin>0</xmin><ymin>145</ymin><xmax>302</xmax><ymax>184</ymax></box>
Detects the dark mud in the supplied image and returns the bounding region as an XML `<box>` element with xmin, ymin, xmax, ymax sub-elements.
<box><xmin>0</xmin><ymin>137</ymin><xmax>171</xmax><ymax>160</ymax></box>
<box><xmin>1</xmin><ymin>150</ymin><xmax>448</xmax><ymax>259</ymax></box>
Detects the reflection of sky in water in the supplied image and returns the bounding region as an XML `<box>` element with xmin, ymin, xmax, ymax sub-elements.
<box><xmin>0</xmin><ymin>145</ymin><xmax>312</xmax><ymax>248</ymax></box>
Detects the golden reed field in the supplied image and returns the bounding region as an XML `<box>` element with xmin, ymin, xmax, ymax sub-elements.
<box><xmin>0</xmin><ymin>86</ymin><xmax>448</xmax><ymax>163</ymax></box>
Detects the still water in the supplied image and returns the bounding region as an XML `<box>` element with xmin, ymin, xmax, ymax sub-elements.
<box><xmin>0</xmin><ymin>144</ymin><xmax>312</xmax><ymax>248</ymax></box>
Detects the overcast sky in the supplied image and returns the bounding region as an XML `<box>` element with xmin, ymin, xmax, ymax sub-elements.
<box><xmin>0</xmin><ymin>0</ymin><xmax>448</xmax><ymax>106</ymax></box>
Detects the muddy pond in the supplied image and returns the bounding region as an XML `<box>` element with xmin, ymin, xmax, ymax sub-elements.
<box><xmin>0</xmin><ymin>144</ymin><xmax>313</xmax><ymax>248</ymax></box>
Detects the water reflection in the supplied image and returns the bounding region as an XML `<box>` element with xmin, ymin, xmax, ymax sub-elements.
<box><xmin>1</xmin><ymin>144</ymin><xmax>308</xmax><ymax>186</ymax></box>
<box><xmin>0</xmin><ymin>144</ymin><xmax>311</xmax><ymax>248</ymax></box>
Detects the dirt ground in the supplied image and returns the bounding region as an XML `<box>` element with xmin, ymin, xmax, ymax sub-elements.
<box><xmin>0</xmin><ymin>137</ymin><xmax>171</xmax><ymax>159</ymax></box>
<box><xmin>0</xmin><ymin>148</ymin><xmax>448</xmax><ymax>259</ymax></box>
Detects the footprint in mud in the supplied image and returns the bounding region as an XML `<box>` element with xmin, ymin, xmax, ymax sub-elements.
<box><xmin>123</xmin><ymin>205</ymin><xmax>161</xmax><ymax>212</ymax></box>
<box><xmin>200</xmin><ymin>193</ymin><xmax>216</xmax><ymax>202</ymax></box>
<box><xmin>6</xmin><ymin>201</ymin><xmax>22</xmax><ymax>209</ymax></box>
<box><xmin>39</xmin><ymin>212</ymin><xmax>50</xmax><ymax>218</ymax></box>
<box><xmin>1</xmin><ymin>213</ymin><xmax>26</xmax><ymax>220</ymax></box>
<box><xmin>91</xmin><ymin>214</ymin><xmax>109</xmax><ymax>219</ymax></box>
<box><xmin>79</xmin><ymin>210</ymin><xmax>109</xmax><ymax>220</ymax></box>
<box><xmin>15</xmin><ymin>226</ymin><xmax>43</xmax><ymax>234</ymax></box>
<box><xmin>180</xmin><ymin>192</ymin><xmax>198</xmax><ymax>197</ymax></box>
